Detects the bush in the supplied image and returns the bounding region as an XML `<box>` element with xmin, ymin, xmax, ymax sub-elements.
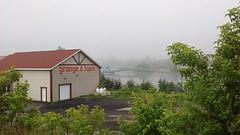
<box><xmin>110</xmin><ymin>87</ymin><xmax>142</xmax><ymax>99</ymax></box>
<box><xmin>1</xmin><ymin>81</ymin><xmax>33</xmax><ymax>127</ymax></box>
<box><xmin>66</xmin><ymin>104</ymin><xmax>105</xmax><ymax>135</ymax></box>
<box><xmin>117</xmin><ymin>92</ymin><xmax>187</xmax><ymax>135</ymax></box>
<box><xmin>140</xmin><ymin>80</ymin><xmax>154</xmax><ymax>90</ymax></box>
<box><xmin>113</xmin><ymin>79</ymin><xmax>122</xmax><ymax>90</ymax></box>
<box><xmin>158</xmin><ymin>78</ymin><xmax>182</xmax><ymax>93</ymax></box>
<box><xmin>15</xmin><ymin>108</ymin><xmax>42</xmax><ymax>133</ymax></box>
<box><xmin>99</xmin><ymin>74</ymin><xmax>122</xmax><ymax>90</ymax></box>
<box><xmin>42</xmin><ymin>111</ymin><xmax>67</xmax><ymax>135</ymax></box>
<box><xmin>126</xmin><ymin>79</ymin><xmax>137</xmax><ymax>88</ymax></box>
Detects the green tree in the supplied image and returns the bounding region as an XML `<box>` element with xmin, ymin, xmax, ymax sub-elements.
<box><xmin>140</xmin><ymin>80</ymin><xmax>154</xmax><ymax>90</ymax></box>
<box><xmin>126</xmin><ymin>79</ymin><xmax>137</xmax><ymax>88</ymax></box>
<box><xmin>42</xmin><ymin>112</ymin><xmax>67</xmax><ymax>135</ymax></box>
<box><xmin>104</xmin><ymin>78</ymin><xmax>114</xmax><ymax>90</ymax></box>
<box><xmin>1</xmin><ymin>81</ymin><xmax>33</xmax><ymax>127</ymax></box>
<box><xmin>99</xmin><ymin>75</ymin><xmax>122</xmax><ymax>90</ymax></box>
<box><xmin>158</xmin><ymin>78</ymin><xmax>180</xmax><ymax>93</ymax></box>
<box><xmin>0</xmin><ymin>67</ymin><xmax>33</xmax><ymax>134</ymax></box>
<box><xmin>117</xmin><ymin>92</ymin><xmax>186</xmax><ymax>135</ymax></box>
<box><xmin>15</xmin><ymin>108</ymin><xmax>42</xmax><ymax>134</ymax></box>
<box><xmin>65</xmin><ymin>104</ymin><xmax>105</xmax><ymax>135</ymax></box>
<box><xmin>0</xmin><ymin>67</ymin><xmax>23</xmax><ymax>118</ymax></box>
<box><xmin>0</xmin><ymin>66</ymin><xmax>22</xmax><ymax>94</ymax></box>
<box><xmin>113</xmin><ymin>79</ymin><xmax>122</xmax><ymax>90</ymax></box>
<box><xmin>167</xmin><ymin>6</ymin><xmax>240</xmax><ymax>134</ymax></box>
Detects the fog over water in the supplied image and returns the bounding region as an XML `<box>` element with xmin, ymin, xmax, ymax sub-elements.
<box><xmin>1</xmin><ymin>0</ymin><xmax>239</xmax><ymax>85</ymax></box>
<box><xmin>99</xmin><ymin>58</ymin><xmax>181</xmax><ymax>87</ymax></box>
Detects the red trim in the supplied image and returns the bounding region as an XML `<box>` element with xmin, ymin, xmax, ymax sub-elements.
<box><xmin>72</xmin><ymin>56</ymin><xmax>78</xmax><ymax>64</ymax></box>
<box><xmin>99</xmin><ymin>67</ymin><xmax>101</xmax><ymax>84</ymax></box>
<box><xmin>80</xmin><ymin>51</ymin><xmax>101</xmax><ymax>68</ymax></box>
<box><xmin>50</xmin><ymin>70</ymin><xmax>53</xmax><ymax>102</ymax></box>
<box><xmin>59</xmin><ymin>64</ymin><xmax>96</xmax><ymax>66</ymax></box>
<box><xmin>80</xmin><ymin>56</ymin><xmax>86</xmax><ymax>64</ymax></box>
<box><xmin>58</xmin><ymin>83</ymin><xmax>72</xmax><ymax>101</ymax></box>
<box><xmin>78</xmin><ymin>52</ymin><xmax>80</xmax><ymax>64</ymax></box>
<box><xmin>40</xmin><ymin>87</ymin><xmax>47</xmax><ymax>102</ymax></box>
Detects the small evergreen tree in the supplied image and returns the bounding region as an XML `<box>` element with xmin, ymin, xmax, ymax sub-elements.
<box><xmin>126</xmin><ymin>79</ymin><xmax>136</xmax><ymax>88</ymax></box>
<box><xmin>140</xmin><ymin>80</ymin><xmax>154</xmax><ymax>90</ymax></box>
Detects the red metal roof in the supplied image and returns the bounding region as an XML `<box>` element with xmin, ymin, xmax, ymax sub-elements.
<box><xmin>0</xmin><ymin>56</ymin><xmax>6</xmax><ymax>61</ymax></box>
<box><xmin>0</xmin><ymin>49</ymin><xmax>80</xmax><ymax>70</ymax></box>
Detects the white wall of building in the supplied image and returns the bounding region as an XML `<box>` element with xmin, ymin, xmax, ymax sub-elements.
<box><xmin>19</xmin><ymin>70</ymin><xmax>50</xmax><ymax>102</ymax></box>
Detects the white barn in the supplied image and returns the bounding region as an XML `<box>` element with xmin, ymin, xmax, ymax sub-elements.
<box><xmin>0</xmin><ymin>49</ymin><xmax>101</xmax><ymax>102</ymax></box>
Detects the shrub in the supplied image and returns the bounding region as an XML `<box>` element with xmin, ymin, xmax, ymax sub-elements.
<box><xmin>126</xmin><ymin>79</ymin><xmax>137</xmax><ymax>88</ymax></box>
<box><xmin>140</xmin><ymin>80</ymin><xmax>154</xmax><ymax>90</ymax></box>
<box><xmin>15</xmin><ymin>108</ymin><xmax>42</xmax><ymax>133</ymax></box>
<box><xmin>158</xmin><ymin>78</ymin><xmax>181</xmax><ymax>93</ymax></box>
<box><xmin>117</xmin><ymin>92</ymin><xmax>187</xmax><ymax>135</ymax></box>
<box><xmin>99</xmin><ymin>75</ymin><xmax>122</xmax><ymax>90</ymax></box>
<box><xmin>113</xmin><ymin>79</ymin><xmax>122</xmax><ymax>90</ymax></box>
<box><xmin>1</xmin><ymin>81</ymin><xmax>33</xmax><ymax>127</ymax></box>
<box><xmin>66</xmin><ymin>104</ymin><xmax>105</xmax><ymax>135</ymax></box>
<box><xmin>42</xmin><ymin>112</ymin><xmax>67</xmax><ymax>135</ymax></box>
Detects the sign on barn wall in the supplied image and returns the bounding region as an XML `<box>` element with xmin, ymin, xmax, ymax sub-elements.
<box><xmin>59</xmin><ymin>66</ymin><xmax>96</xmax><ymax>74</ymax></box>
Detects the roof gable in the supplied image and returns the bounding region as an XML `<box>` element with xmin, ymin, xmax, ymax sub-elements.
<box><xmin>0</xmin><ymin>49</ymin><xmax>80</xmax><ymax>70</ymax></box>
<box><xmin>61</xmin><ymin>51</ymin><xmax>94</xmax><ymax>65</ymax></box>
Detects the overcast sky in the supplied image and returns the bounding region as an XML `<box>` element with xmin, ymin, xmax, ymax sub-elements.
<box><xmin>1</xmin><ymin>0</ymin><xmax>239</xmax><ymax>60</ymax></box>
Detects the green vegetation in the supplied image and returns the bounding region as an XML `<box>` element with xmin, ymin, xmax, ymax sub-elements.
<box><xmin>117</xmin><ymin>92</ymin><xmax>187</xmax><ymax>135</ymax></box>
<box><xmin>166</xmin><ymin>6</ymin><xmax>240</xmax><ymax>134</ymax></box>
<box><xmin>98</xmin><ymin>74</ymin><xmax>123</xmax><ymax>90</ymax></box>
<box><xmin>117</xmin><ymin>6</ymin><xmax>240</xmax><ymax>135</ymax></box>
<box><xmin>139</xmin><ymin>80</ymin><xmax>154</xmax><ymax>90</ymax></box>
<box><xmin>1</xmin><ymin>81</ymin><xmax>33</xmax><ymax>127</ymax></box>
<box><xmin>158</xmin><ymin>78</ymin><xmax>184</xmax><ymax>93</ymax></box>
<box><xmin>0</xmin><ymin>67</ymin><xmax>33</xmax><ymax>134</ymax></box>
<box><xmin>1</xmin><ymin>6</ymin><xmax>239</xmax><ymax>134</ymax></box>
<box><xmin>15</xmin><ymin>108</ymin><xmax>42</xmax><ymax>134</ymax></box>
<box><xmin>66</xmin><ymin>105</ymin><xmax>105</xmax><ymax>134</ymax></box>
<box><xmin>0</xmin><ymin>68</ymin><xmax>112</xmax><ymax>135</ymax></box>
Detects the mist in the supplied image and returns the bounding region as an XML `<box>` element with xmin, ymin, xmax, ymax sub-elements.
<box><xmin>99</xmin><ymin>57</ymin><xmax>180</xmax><ymax>87</ymax></box>
<box><xmin>1</xmin><ymin>0</ymin><xmax>239</xmax><ymax>61</ymax></box>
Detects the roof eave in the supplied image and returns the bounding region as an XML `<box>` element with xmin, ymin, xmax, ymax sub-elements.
<box><xmin>50</xmin><ymin>49</ymin><xmax>102</xmax><ymax>70</ymax></box>
<box><xmin>80</xmin><ymin>50</ymin><xmax>102</xmax><ymax>68</ymax></box>
<box><xmin>50</xmin><ymin>49</ymin><xmax>81</xmax><ymax>70</ymax></box>
<box><xmin>15</xmin><ymin>68</ymin><xmax>51</xmax><ymax>71</ymax></box>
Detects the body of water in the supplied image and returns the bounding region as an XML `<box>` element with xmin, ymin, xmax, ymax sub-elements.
<box><xmin>103</xmin><ymin>70</ymin><xmax>182</xmax><ymax>88</ymax></box>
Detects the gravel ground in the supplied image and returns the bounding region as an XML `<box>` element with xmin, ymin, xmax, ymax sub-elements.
<box><xmin>37</xmin><ymin>98</ymin><xmax>132</xmax><ymax>131</ymax></box>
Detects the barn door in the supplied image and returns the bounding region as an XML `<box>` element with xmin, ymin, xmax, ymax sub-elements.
<box><xmin>59</xmin><ymin>84</ymin><xmax>71</xmax><ymax>101</ymax></box>
<box><xmin>41</xmin><ymin>87</ymin><xmax>47</xmax><ymax>102</ymax></box>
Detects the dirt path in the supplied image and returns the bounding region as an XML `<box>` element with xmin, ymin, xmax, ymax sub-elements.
<box><xmin>38</xmin><ymin>98</ymin><xmax>131</xmax><ymax>131</ymax></box>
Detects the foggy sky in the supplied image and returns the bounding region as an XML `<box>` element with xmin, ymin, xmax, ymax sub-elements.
<box><xmin>1</xmin><ymin>0</ymin><xmax>239</xmax><ymax>60</ymax></box>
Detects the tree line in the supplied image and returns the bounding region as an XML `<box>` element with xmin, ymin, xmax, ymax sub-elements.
<box><xmin>99</xmin><ymin>74</ymin><xmax>183</xmax><ymax>93</ymax></box>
